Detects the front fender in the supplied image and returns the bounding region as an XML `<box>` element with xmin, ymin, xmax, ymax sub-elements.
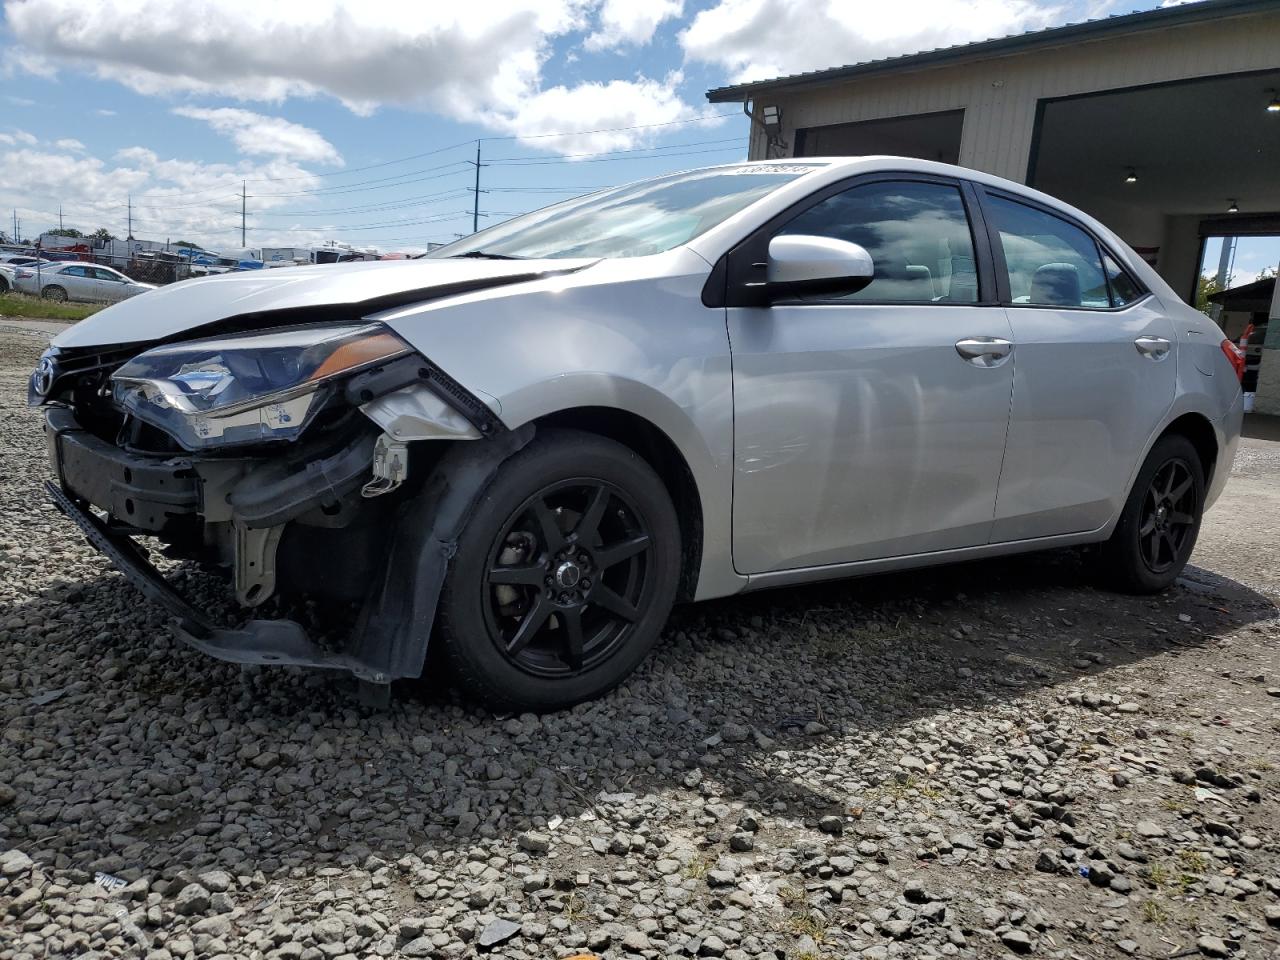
<box><xmin>371</xmin><ymin>251</ymin><xmax>744</xmax><ymax>601</ymax></box>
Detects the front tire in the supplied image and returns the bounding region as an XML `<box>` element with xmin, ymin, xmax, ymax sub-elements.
<box><xmin>437</xmin><ymin>428</ymin><xmax>681</xmax><ymax>711</ymax></box>
<box><xmin>1098</xmin><ymin>434</ymin><xmax>1205</xmax><ymax>594</ymax></box>
<box><xmin>42</xmin><ymin>285</ymin><xmax>68</xmax><ymax>302</ymax></box>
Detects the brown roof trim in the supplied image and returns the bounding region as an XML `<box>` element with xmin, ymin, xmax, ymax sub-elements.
<box><xmin>706</xmin><ymin>0</ymin><xmax>1279</xmax><ymax>102</ymax></box>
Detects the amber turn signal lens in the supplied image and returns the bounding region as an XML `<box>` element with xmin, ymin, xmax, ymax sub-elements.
<box><xmin>308</xmin><ymin>331</ymin><xmax>410</xmax><ymax>382</ymax></box>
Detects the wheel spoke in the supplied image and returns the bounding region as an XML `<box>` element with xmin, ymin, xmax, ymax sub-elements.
<box><xmin>506</xmin><ymin>598</ymin><xmax>553</xmax><ymax>656</ymax></box>
<box><xmin>1138</xmin><ymin>514</ymin><xmax>1157</xmax><ymax>537</ymax></box>
<box><xmin>575</xmin><ymin>486</ymin><xmax>610</xmax><ymax>545</ymax></box>
<box><xmin>560</xmin><ymin>605</ymin><xmax>585</xmax><ymax>671</ymax></box>
<box><xmin>1160</xmin><ymin>464</ymin><xmax>1177</xmax><ymax>499</ymax></box>
<box><xmin>530</xmin><ymin>498</ymin><xmax>566</xmax><ymax>554</ymax></box>
<box><xmin>590</xmin><ymin>585</ymin><xmax>639</xmax><ymax>623</ymax></box>
<box><xmin>1144</xmin><ymin>532</ymin><xmax>1161</xmax><ymax>569</ymax></box>
<box><xmin>1168</xmin><ymin>510</ymin><xmax>1195</xmax><ymax>527</ymax></box>
<box><xmin>1161</xmin><ymin>530</ymin><xmax>1179</xmax><ymax>560</ymax></box>
<box><xmin>488</xmin><ymin>563</ymin><xmax>546</xmax><ymax>587</ymax></box>
<box><xmin>596</xmin><ymin>534</ymin><xmax>651</xmax><ymax>570</ymax></box>
<box><xmin>1168</xmin><ymin>473</ymin><xmax>1193</xmax><ymax>504</ymax></box>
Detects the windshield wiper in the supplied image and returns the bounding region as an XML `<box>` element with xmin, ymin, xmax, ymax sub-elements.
<box><xmin>447</xmin><ymin>250</ymin><xmax>527</xmax><ymax>260</ymax></box>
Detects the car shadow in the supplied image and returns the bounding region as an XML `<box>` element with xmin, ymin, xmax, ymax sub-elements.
<box><xmin>0</xmin><ymin>547</ymin><xmax>1274</xmax><ymax>880</ymax></box>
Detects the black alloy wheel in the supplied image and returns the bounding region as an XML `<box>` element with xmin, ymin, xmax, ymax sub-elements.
<box><xmin>483</xmin><ymin>479</ymin><xmax>653</xmax><ymax>677</ymax></box>
<box><xmin>1098</xmin><ymin>433</ymin><xmax>1204</xmax><ymax>594</ymax></box>
<box><xmin>1137</xmin><ymin>458</ymin><xmax>1197</xmax><ymax>574</ymax></box>
<box><xmin>437</xmin><ymin>428</ymin><xmax>681</xmax><ymax>711</ymax></box>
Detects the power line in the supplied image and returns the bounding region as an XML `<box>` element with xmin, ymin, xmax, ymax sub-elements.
<box><xmin>484</xmin><ymin>136</ymin><xmax>745</xmax><ymax>162</ymax></box>
<box><xmin>231</xmin><ymin>113</ymin><xmax>742</xmax><ymax>185</ymax></box>
<box><xmin>484</xmin><ymin>112</ymin><xmax>740</xmax><ymax>141</ymax></box>
<box><xmin>488</xmin><ymin>144</ymin><xmax>748</xmax><ymax>167</ymax></box>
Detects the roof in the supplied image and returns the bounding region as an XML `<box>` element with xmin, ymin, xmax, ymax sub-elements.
<box><xmin>706</xmin><ymin>0</ymin><xmax>1278</xmax><ymax>102</ymax></box>
<box><xmin>1208</xmin><ymin>274</ymin><xmax>1276</xmax><ymax>309</ymax></box>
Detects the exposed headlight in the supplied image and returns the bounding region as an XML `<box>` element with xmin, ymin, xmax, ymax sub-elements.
<box><xmin>111</xmin><ymin>323</ymin><xmax>412</xmax><ymax>450</ymax></box>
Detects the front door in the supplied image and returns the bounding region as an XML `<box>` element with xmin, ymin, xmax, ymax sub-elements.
<box><xmin>728</xmin><ymin>177</ymin><xmax>1016</xmax><ymax>574</ymax></box>
<box><xmin>980</xmin><ymin>192</ymin><xmax>1178</xmax><ymax>541</ymax></box>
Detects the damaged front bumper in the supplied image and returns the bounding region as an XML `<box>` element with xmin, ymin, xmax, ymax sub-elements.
<box><xmin>45</xmin><ymin>480</ymin><xmax>376</xmax><ymax>675</ymax></box>
<box><xmin>43</xmin><ymin>397</ymin><xmax>534</xmax><ymax>686</ymax></box>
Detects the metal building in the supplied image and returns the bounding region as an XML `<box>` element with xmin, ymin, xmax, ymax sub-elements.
<box><xmin>706</xmin><ymin>0</ymin><xmax>1280</xmax><ymax>411</ymax></box>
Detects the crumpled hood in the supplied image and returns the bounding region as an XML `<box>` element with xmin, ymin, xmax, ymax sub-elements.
<box><xmin>53</xmin><ymin>256</ymin><xmax>596</xmax><ymax>349</ymax></box>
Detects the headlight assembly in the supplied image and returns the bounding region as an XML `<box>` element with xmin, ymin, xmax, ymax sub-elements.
<box><xmin>111</xmin><ymin>323</ymin><xmax>413</xmax><ymax>450</ymax></box>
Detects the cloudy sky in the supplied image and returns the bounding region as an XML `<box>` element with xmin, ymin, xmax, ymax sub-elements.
<box><xmin>0</xmin><ymin>0</ymin><xmax>1193</xmax><ymax>254</ymax></box>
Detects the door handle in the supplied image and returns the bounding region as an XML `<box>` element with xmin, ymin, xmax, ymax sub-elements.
<box><xmin>955</xmin><ymin>337</ymin><xmax>1013</xmax><ymax>367</ymax></box>
<box><xmin>1134</xmin><ymin>336</ymin><xmax>1171</xmax><ymax>360</ymax></box>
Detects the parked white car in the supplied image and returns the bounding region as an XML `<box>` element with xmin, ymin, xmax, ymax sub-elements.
<box><xmin>0</xmin><ymin>258</ymin><xmax>54</xmax><ymax>293</ymax></box>
<box><xmin>13</xmin><ymin>262</ymin><xmax>156</xmax><ymax>304</ymax></box>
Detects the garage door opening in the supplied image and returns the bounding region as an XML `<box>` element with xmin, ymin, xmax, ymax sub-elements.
<box><xmin>1199</xmin><ymin>234</ymin><xmax>1280</xmax><ymax>409</ymax></box>
<box><xmin>795</xmin><ymin>109</ymin><xmax>964</xmax><ymax>163</ymax></box>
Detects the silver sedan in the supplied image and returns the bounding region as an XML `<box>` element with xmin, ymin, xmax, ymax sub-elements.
<box><xmin>29</xmin><ymin>157</ymin><xmax>1243</xmax><ymax>710</ymax></box>
<box><xmin>14</xmin><ymin>261</ymin><xmax>155</xmax><ymax>304</ymax></box>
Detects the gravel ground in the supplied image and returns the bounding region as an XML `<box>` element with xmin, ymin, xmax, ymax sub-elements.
<box><xmin>0</xmin><ymin>325</ymin><xmax>1277</xmax><ymax>960</ymax></box>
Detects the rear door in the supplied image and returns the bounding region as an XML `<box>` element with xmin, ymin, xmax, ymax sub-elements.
<box><xmin>727</xmin><ymin>175</ymin><xmax>1016</xmax><ymax>574</ymax></box>
<box><xmin>981</xmin><ymin>191</ymin><xmax>1177</xmax><ymax>541</ymax></box>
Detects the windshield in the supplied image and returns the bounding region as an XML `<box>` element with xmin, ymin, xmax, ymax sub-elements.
<box><xmin>429</xmin><ymin>163</ymin><xmax>823</xmax><ymax>260</ymax></box>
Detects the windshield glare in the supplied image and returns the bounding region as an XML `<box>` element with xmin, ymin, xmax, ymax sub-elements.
<box><xmin>430</xmin><ymin>164</ymin><xmax>822</xmax><ymax>260</ymax></box>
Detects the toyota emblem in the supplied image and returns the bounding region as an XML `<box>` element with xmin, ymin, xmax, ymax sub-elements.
<box><xmin>32</xmin><ymin>355</ymin><xmax>56</xmax><ymax>397</ymax></box>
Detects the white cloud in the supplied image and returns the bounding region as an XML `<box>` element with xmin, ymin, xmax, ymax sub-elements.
<box><xmin>681</xmin><ymin>0</ymin><xmax>1063</xmax><ymax>84</ymax></box>
<box><xmin>173</xmin><ymin>107</ymin><xmax>343</xmax><ymax>165</ymax></box>
<box><xmin>585</xmin><ymin>0</ymin><xmax>683</xmax><ymax>51</ymax></box>
<box><xmin>486</xmin><ymin>74</ymin><xmax>726</xmax><ymax>153</ymax></box>
<box><xmin>5</xmin><ymin>95</ymin><xmax>35</xmax><ymax>107</ymax></box>
<box><xmin>0</xmin><ymin>129</ymin><xmax>38</xmax><ymax>145</ymax></box>
<box><xmin>95</xmin><ymin>108</ymin><xmax>117</xmax><ymax>117</ymax></box>
<box><xmin>54</xmin><ymin>137</ymin><xmax>85</xmax><ymax>151</ymax></box>
<box><xmin>4</xmin><ymin>0</ymin><xmax>701</xmax><ymax>154</ymax></box>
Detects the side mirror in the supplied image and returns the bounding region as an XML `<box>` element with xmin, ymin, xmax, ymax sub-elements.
<box><xmin>766</xmin><ymin>234</ymin><xmax>874</xmax><ymax>300</ymax></box>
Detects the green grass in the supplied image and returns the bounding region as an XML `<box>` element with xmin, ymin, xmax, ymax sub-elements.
<box><xmin>1177</xmin><ymin>849</ymin><xmax>1208</xmax><ymax>873</ymax></box>
<box><xmin>0</xmin><ymin>291</ymin><xmax>102</xmax><ymax>322</ymax></box>
<box><xmin>1140</xmin><ymin>899</ymin><xmax>1168</xmax><ymax>923</ymax></box>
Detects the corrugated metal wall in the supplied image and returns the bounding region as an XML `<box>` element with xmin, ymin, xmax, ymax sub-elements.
<box><xmin>755</xmin><ymin>10</ymin><xmax>1280</xmax><ymax>183</ymax></box>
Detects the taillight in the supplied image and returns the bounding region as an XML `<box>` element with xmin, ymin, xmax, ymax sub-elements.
<box><xmin>14</xmin><ymin>270</ymin><xmax>31</xmax><ymax>279</ymax></box>
<box><xmin>1221</xmin><ymin>339</ymin><xmax>1246</xmax><ymax>382</ymax></box>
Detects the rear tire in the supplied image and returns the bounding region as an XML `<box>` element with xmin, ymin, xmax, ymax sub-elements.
<box><xmin>42</xmin><ymin>285</ymin><xmax>68</xmax><ymax>302</ymax></box>
<box><xmin>436</xmin><ymin>428</ymin><xmax>681</xmax><ymax>712</ymax></box>
<box><xmin>1097</xmin><ymin>434</ymin><xmax>1205</xmax><ymax>594</ymax></box>
<box><xmin>0</xmin><ymin>277</ymin><xmax>9</xmax><ymax>293</ymax></box>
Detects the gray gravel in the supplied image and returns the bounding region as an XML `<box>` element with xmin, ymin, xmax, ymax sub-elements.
<box><xmin>0</xmin><ymin>326</ymin><xmax>1277</xmax><ymax>960</ymax></box>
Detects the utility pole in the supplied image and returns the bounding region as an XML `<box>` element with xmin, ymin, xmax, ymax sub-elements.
<box><xmin>58</xmin><ymin>205</ymin><xmax>64</xmax><ymax>232</ymax></box>
<box><xmin>1210</xmin><ymin>236</ymin><xmax>1236</xmax><ymax>323</ymax></box>
<box><xmin>12</xmin><ymin>209</ymin><xmax>17</xmax><ymax>243</ymax></box>
<box><xmin>468</xmin><ymin>140</ymin><xmax>487</xmax><ymax>234</ymax></box>
<box><xmin>127</xmin><ymin>193</ymin><xmax>133</xmax><ymax>240</ymax></box>
<box><xmin>241</xmin><ymin>180</ymin><xmax>247</xmax><ymax>247</ymax></box>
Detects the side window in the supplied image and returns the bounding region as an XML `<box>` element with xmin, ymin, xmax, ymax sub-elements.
<box><xmin>93</xmin><ymin>268</ymin><xmax>121</xmax><ymax>281</ymax></box>
<box><xmin>61</xmin><ymin>266</ymin><xmax>87</xmax><ymax>278</ymax></box>
<box><xmin>1102</xmin><ymin>252</ymin><xmax>1143</xmax><ymax>306</ymax></box>
<box><xmin>777</xmin><ymin>180</ymin><xmax>979</xmax><ymax>303</ymax></box>
<box><xmin>986</xmin><ymin>195</ymin><xmax>1108</xmax><ymax>308</ymax></box>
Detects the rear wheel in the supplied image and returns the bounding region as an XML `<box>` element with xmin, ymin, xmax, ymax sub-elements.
<box><xmin>1098</xmin><ymin>434</ymin><xmax>1204</xmax><ymax>593</ymax></box>
<box><xmin>0</xmin><ymin>276</ymin><xmax>9</xmax><ymax>293</ymax></box>
<box><xmin>42</xmin><ymin>285</ymin><xmax>68</xmax><ymax>302</ymax></box>
<box><xmin>437</xmin><ymin>429</ymin><xmax>681</xmax><ymax>711</ymax></box>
